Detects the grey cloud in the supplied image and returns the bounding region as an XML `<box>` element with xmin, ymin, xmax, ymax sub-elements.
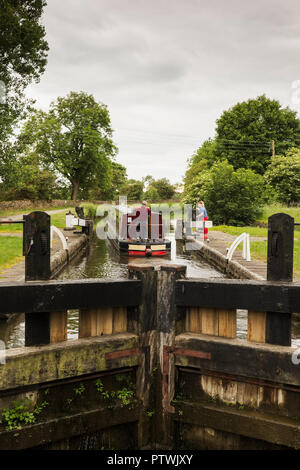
<box><xmin>26</xmin><ymin>0</ymin><xmax>300</xmax><ymax>183</ymax></box>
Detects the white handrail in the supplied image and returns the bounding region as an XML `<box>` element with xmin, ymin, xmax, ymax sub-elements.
<box><xmin>51</xmin><ymin>225</ymin><xmax>68</xmax><ymax>251</ymax></box>
<box><xmin>226</xmin><ymin>232</ymin><xmax>251</xmax><ymax>262</ymax></box>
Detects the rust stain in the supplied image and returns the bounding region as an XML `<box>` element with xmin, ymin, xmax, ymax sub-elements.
<box><xmin>105</xmin><ymin>348</ymin><xmax>140</xmax><ymax>360</ymax></box>
<box><xmin>163</xmin><ymin>345</ymin><xmax>211</xmax><ymax>413</ymax></box>
<box><xmin>174</xmin><ymin>348</ymin><xmax>211</xmax><ymax>360</ymax></box>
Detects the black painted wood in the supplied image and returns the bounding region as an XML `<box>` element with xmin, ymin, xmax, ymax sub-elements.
<box><xmin>24</xmin><ymin>211</ymin><xmax>51</xmax><ymax>346</ymax></box>
<box><xmin>266</xmin><ymin>213</ymin><xmax>294</xmax><ymax>346</ymax></box>
<box><xmin>25</xmin><ymin>312</ymin><xmax>50</xmax><ymax>346</ymax></box>
<box><xmin>175</xmin><ymin>279</ymin><xmax>300</xmax><ymax>313</ymax></box>
<box><xmin>174</xmin><ymin>333</ymin><xmax>300</xmax><ymax>387</ymax></box>
<box><xmin>174</xmin><ymin>400</ymin><xmax>300</xmax><ymax>449</ymax></box>
<box><xmin>0</xmin><ymin>279</ymin><xmax>142</xmax><ymax>314</ymax></box>
<box><xmin>128</xmin><ymin>266</ymin><xmax>157</xmax><ymax>333</ymax></box>
<box><xmin>24</xmin><ymin>211</ymin><xmax>51</xmax><ymax>281</ymax></box>
<box><xmin>267</xmin><ymin>213</ymin><xmax>294</xmax><ymax>282</ymax></box>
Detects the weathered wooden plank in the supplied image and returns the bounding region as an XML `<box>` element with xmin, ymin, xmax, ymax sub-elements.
<box><xmin>0</xmin><ymin>279</ymin><xmax>142</xmax><ymax>314</ymax></box>
<box><xmin>186</xmin><ymin>307</ymin><xmax>202</xmax><ymax>333</ymax></box>
<box><xmin>174</xmin><ymin>333</ymin><xmax>300</xmax><ymax>387</ymax></box>
<box><xmin>50</xmin><ymin>311</ymin><xmax>67</xmax><ymax>343</ymax></box>
<box><xmin>218</xmin><ymin>309</ymin><xmax>236</xmax><ymax>339</ymax></box>
<box><xmin>248</xmin><ymin>310</ymin><xmax>266</xmax><ymax>343</ymax></box>
<box><xmin>200</xmin><ymin>308</ymin><xmax>218</xmax><ymax>335</ymax></box>
<box><xmin>97</xmin><ymin>307</ymin><xmax>113</xmax><ymax>335</ymax></box>
<box><xmin>185</xmin><ymin>308</ymin><xmax>236</xmax><ymax>338</ymax></box>
<box><xmin>79</xmin><ymin>308</ymin><xmax>97</xmax><ymax>338</ymax></box>
<box><xmin>173</xmin><ymin>400</ymin><xmax>300</xmax><ymax>449</ymax></box>
<box><xmin>175</xmin><ymin>279</ymin><xmax>300</xmax><ymax>313</ymax></box>
<box><xmin>0</xmin><ymin>404</ymin><xmax>140</xmax><ymax>450</ymax></box>
<box><xmin>0</xmin><ymin>333</ymin><xmax>139</xmax><ymax>391</ymax></box>
<box><xmin>113</xmin><ymin>306</ymin><xmax>127</xmax><ymax>333</ymax></box>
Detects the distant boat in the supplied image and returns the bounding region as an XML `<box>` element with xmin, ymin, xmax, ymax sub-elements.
<box><xmin>107</xmin><ymin>205</ymin><xmax>171</xmax><ymax>257</ymax></box>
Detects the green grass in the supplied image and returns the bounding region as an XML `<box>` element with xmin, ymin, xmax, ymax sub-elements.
<box><xmin>213</xmin><ymin>225</ymin><xmax>267</xmax><ymax>238</ymax></box>
<box><xmin>0</xmin><ymin>236</ymin><xmax>23</xmax><ymax>273</ymax></box>
<box><xmin>257</xmin><ymin>203</ymin><xmax>300</xmax><ymax>224</ymax></box>
<box><xmin>0</xmin><ymin>206</ymin><xmax>71</xmax><ymax>218</ymax></box>
<box><xmin>50</xmin><ymin>211</ymin><xmax>71</xmax><ymax>228</ymax></box>
<box><xmin>0</xmin><ymin>208</ymin><xmax>72</xmax><ymax>233</ymax></box>
<box><xmin>0</xmin><ymin>223</ymin><xmax>23</xmax><ymax>234</ymax></box>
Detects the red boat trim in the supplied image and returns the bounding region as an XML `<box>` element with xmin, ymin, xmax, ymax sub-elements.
<box><xmin>128</xmin><ymin>250</ymin><xmax>167</xmax><ymax>256</ymax></box>
<box><xmin>128</xmin><ymin>251</ymin><xmax>147</xmax><ymax>256</ymax></box>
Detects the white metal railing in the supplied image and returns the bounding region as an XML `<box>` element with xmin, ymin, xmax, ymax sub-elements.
<box><xmin>226</xmin><ymin>232</ymin><xmax>251</xmax><ymax>262</ymax></box>
<box><xmin>51</xmin><ymin>225</ymin><xmax>68</xmax><ymax>251</ymax></box>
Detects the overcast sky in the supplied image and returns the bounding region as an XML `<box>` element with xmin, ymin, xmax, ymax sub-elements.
<box><xmin>26</xmin><ymin>0</ymin><xmax>300</xmax><ymax>183</ymax></box>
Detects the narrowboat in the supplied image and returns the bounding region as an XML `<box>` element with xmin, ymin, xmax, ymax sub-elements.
<box><xmin>107</xmin><ymin>205</ymin><xmax>171</xmax><ymax>257</ymax></box>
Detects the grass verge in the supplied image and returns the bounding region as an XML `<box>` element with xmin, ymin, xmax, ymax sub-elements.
<box><xmin>0</xmin><ymin>236</ymin><xmax>23</xmax><ymax>275</ymax></box>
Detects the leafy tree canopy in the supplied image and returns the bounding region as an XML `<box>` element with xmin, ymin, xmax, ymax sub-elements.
<box><xmin>0</xmin><ymin>0</ymin><xmax>48</xmax><ymax>145</ymax></box>
<box><xmin>148</xmin><ymin>178</ymin><xmax>175</xmax><ymax>200</ymax></box>
<box><xmin>19</xmin><ymin>91</ymin><xmax>118</xmax><ymax>200</ymax></box>
<box><xmin>0</xmin><ymin>152</ymin><xmax>57</xmax><ymax>201</ymax></box>
<box><xmin>264</xmin><ymin>147</ymin><xmax>300</xmax><ymax>205</ymax></box>
<box><xmin>214</xmin><ymin>95</ymin><xmax>300</xmax><ymax>174</ymax></box>
<box><xmin>89</xmin><ymin>161</ymin><xmax>128</xmax><ymax>200</ymax></box>
<box><xmin>183</xmin><ymin>160</ymin><xmax>266</xmax><ymax>226</ymax></box>
<box><xmin>120</xmin><ymin>180</ymin><xmax>144</xmax><ymax>201</ymax></box>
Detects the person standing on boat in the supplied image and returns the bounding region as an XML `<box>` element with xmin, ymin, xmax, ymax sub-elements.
<box><xmin>138</xmin><ymin>201</ymin><xmax>150</xmax><ymax>239</ymax></box>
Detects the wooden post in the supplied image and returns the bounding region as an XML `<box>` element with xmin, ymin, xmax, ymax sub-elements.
<box><xmin>248</xmin><ymin>214</ymin><xmax>294</xmax><ymax>345</ymax></box>
<box><xmin>24</xmin><ymin>211</ymin><xmax>67</xmax><ymax>346</ymax></box>
<box><xmin>156</xmin><ymin>264</ymin><xmax>187</xmax><ymax>447</ymax></box>
<box><xmin>24</xmin><ymin>211</ymin><xmax>51</xmax><ymax>281</ymax></box>
<box><xmin>265</xmin><ymin>213</ymin><xmax>294</xmax><ymax>346</ymax></box>
<box><xmin>128</xmin><ymin>264</ymin><xmax>157</xmax><ymax>449</ymax></box>
<box><xmin>24</xmin><ymin>212</ymin><xmax>51</xmax><ymax>346</ymax></box>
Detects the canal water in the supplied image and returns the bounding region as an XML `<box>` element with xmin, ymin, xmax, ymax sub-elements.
<box><xmin>1</xmin><ymin>233</ymin><xmax>300</xmax><ymax>348</ymax></box>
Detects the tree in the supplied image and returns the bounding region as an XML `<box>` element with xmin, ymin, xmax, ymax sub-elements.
<box><xmin>0</xmin><ymin>152</ymin><xmax>57</xmax><ymax>200</ymax></box>
<box><xmin>147</xmin><ymin>187</ymin><xmax>159</xmax><ymax>202</ymax></box>
<box><xmin>264</xmin><ymin>148</ymin><xmax>300</xmax><ymax>205</ymax></box>
<box><xmin>119</xmin><ymin>180</ymin><xmax>144</xmax><ymax>201</ymax></box>
<box><xmin>89</xmin><ymin>161</ymin><xmax>128</xmax><ymax>200</ymax></box>
<box><xmin>183</xmin><ymin>139</ymin><xmax>219</xmax><ymax>198</ymax></box>
<box><xmin>110</xmin><ymin>162</ymin><xmax>128</xmax><ymax>196</ymax></box>
<box><xmin>20</xmin><ymin>91</ymin><xmax>118</xmax><ymax>200</ymax></box>
<box><xmin>183</xmin><ymin>160</ymin><xmax>266</xmax><ymax>225</ymax></box>
<box><xmin>187</xmin><ymin>139</ymin><xmax>217</xmax><ymax>168</ymax></box>
<box><xmin>214</xmin><ymin>95</ymin><xmax>300</xmax><ymax>174</ymax></box>
<box><xmin>148</xmin><ymin>178</ymin><xmax>175</xmax><ymax>200</ymax></box>
<box><xmin>0</xmin><ymin>0</ymin><xmax>48</xmax><ymax>148</ymax></box>
<box><xmin>184</xmin><ymin>159</ymin><xmax>208</xmax><ymax>191</ymax></box>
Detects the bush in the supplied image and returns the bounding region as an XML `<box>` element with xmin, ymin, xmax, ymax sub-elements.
<box><xmin>264</xmin><ymin>148</ymin><xmax>300</xmax><ymax>205</ymax></box>
<box><xmin>183</xmin><ymin>160</ymin><xmax>266</xmax><ymax>225</ymax></box>
<box><xmin>119</xmin><ymin>181</ymin><xmax>144</xmax><ymax>201</ymax></box>
<box><xmin>149</xmin><ymin>178</ymin><xmax>175</xmax><ymax>200</ymax></box>
<box><xmin>147</xmin><ymin>187</ymin><xmax>159</xmax><ymax>202</ymax></box>
<box><xmin>82</xmin><ymin>203</ymin><xmax>98</xmax><ymax>219</ymax></box>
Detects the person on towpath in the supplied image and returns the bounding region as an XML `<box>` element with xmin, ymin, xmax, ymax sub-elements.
<box><xmin>196</xmin><ymin>200</ymin><xmax>209</xmax><ymax>241</ymax></box>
